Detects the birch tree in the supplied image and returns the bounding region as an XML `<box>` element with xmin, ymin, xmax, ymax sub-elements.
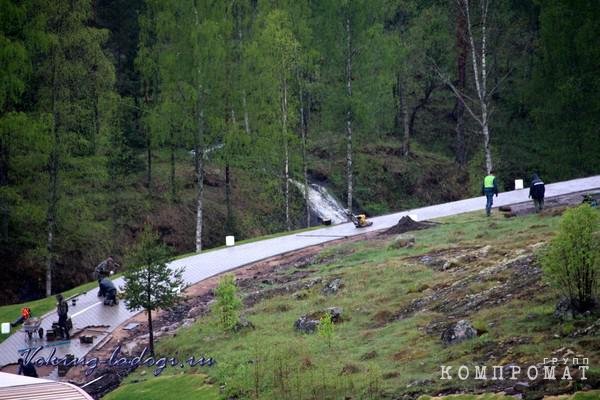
<box><xmin>436</xmin><ymin>0</ymin><xmax>497</xmax><ymax>174</ymax></box>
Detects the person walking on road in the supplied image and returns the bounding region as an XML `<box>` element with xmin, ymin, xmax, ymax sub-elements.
<box><xmin>17</xmin><ymin>358</ymin><xmax>38</xmax><ymax>377</ymax></box>
<box><xmin>56</xmin><ymin>294</ymin><xmax>70</xmax><ymax>339</ymax></box>
<box><xmin>529</xmin><ymin>173</ymin><xmax>545</xmax><ymax>212</ymax></box>
<box><xmin>482</xmin><ymin>170</ymin><xmax>499</xmax><ymax>217</ymax></box>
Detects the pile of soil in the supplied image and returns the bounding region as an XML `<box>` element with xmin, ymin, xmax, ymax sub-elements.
<box><xmin>381</xmin><ymin>216</ymin><xmax>438</xmax><ymax>235</ymax></box>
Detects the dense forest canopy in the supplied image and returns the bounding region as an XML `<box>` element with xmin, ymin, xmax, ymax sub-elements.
<box><xmin>0</xmin><ymin>0</ymin><xmax>598</xmax><ymax>304</ymax></box>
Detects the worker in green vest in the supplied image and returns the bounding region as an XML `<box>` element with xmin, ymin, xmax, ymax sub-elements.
<box><xmin>481</xmin><ymin>170</ymin><xmax>498</xmax><ymax>216</ymax></box>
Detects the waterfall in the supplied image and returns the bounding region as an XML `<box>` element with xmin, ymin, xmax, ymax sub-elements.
<box><xmin>291</xmin><ymin>180</ymin><xmax>349</xmax><ymax>225</ymax></box>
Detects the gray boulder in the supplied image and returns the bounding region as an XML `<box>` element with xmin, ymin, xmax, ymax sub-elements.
<box><xmin>322</xmin><ymin>278</ymin><xmax>344</xmax><ymax>295</ymax></box>
<box><xmin>294</xmin><ymin>307</ymin><xmax>343</xmax><ymax>334</ymax></box>
<box><xmin>554</xmin><ymin>298</ymin><xmax>574</xmax><ymax>321</ymax></box>
<box><xmin>441</xmin><ymin>319</ymin><xmax>477</xmax><ymax>345</ymax></box>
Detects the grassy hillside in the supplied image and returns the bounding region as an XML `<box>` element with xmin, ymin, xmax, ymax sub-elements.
<box><xmin>107</xmin><ymin>209</ymin><xmax>600</xmax><ymax>399</ymax></box>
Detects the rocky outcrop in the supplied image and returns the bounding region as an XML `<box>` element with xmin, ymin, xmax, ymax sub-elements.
<box><xmin>440</xmin><ymin>319</ymin><xmax>477</xmax><ymax>345</ymax></box>
<box><xmin>322</xmin><ymin>278</ymin><xmax>344</xmax><ymax>295</ymax></box>
<box><xmin>294</xmin><ymin>307</ymin><xmax>343</xmax><ymax>334</ymax></box>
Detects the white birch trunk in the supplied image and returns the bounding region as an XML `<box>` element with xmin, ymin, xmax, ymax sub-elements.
<box><xmin>345</xmin><ymin>16</ymin><xmax>353</xmax><ymax>212</ymax></box>
<box><xmin>282</xmin><ymin>78</ymin><xmax>290</xmax><ymax>230</ymax></box>
<box><xmin>299</xmin><ymin>80</ymin><xmax>310</xmax><ymax>228</ymax></box>
<box><xmin>243</xmin><ymin>93</ymin><xmax>250</xmax><ymax>135</ymax></box>
<box><xmin>463</xmin><ymin>0</ymin><xmax>493</xmax><ymax>173</ymax></box>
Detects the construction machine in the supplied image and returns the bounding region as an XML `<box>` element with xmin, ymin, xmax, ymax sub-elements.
<box><xmin>346</xmin><ymin>210</ymin><xmax>373</xmax><ymax>228</ymax></box>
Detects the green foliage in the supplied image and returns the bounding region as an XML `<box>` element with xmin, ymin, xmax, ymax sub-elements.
<box><xmin>528</xmin><ymin>0</ymin><xmax>600</xmax><ymax>178</ymax></box>
<box><xmin>213</xmin><ymin>274</ymin><xmax>242</xmax><ymax>332</ymax></box>
<box><xmin>317</xmin><ymin>311</ymin><xmax>335</xmax><ymax>349</ymax></box>
<box><xmin>3</xmin><ymin>0</ymin><xmax>600</xmax><ymax>305</ymax></box>
<box><xmin>542</xmin><ymin>204</ymin><xmax>600</xmax><ymax>313</ymax></box>
<box><xmin>123</xmin><ymin>226</ymin><xmax>184</xmax><ymax>313</ymax></box>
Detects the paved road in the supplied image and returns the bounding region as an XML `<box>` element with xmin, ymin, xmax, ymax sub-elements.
<box><xmin>1</xmin><ymin>175</ymin><xmax>598</xmax><ymax>369</ymax></box>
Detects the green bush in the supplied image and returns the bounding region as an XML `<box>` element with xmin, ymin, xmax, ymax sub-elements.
<box><xmin>542</xmin><ymin>204</ymin><xmax>600</xmax><ymax>313</ymax></box>
<box><xmin>317</xmin><ymin>312</ymin><xmax>335</xmax><ymax>349</ymax></box>
<box><xmin>214</xmin><ymin>274</ymin><xmax>242</xmax><ymax>331</ymax></box>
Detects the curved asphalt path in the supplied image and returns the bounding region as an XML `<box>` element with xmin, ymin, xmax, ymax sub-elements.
<box><xmin>1</xmin><ymin>175</ymin><xmax>599</xmax><ymax>369</ymax></box>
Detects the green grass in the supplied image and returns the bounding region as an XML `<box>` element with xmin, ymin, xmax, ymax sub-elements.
<box><xmin>125</xmin><ymin>209</ymin><xmax>600</xmax><ymax>399</ymax></box>
<box><xmin>103</xmin><ymin>374</ymin><xmax>219</xmax><ymax>400</ymax></box>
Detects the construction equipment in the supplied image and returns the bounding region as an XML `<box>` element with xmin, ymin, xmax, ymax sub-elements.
<box><xmin>346</xmin><ymin>210</ymin><xmax>373</xmax><ymax>228</ymax></box>
<box><xmin>21</xmin><ymin>317</ymin><xmax>43</xmax><ymax>341</ymax></box>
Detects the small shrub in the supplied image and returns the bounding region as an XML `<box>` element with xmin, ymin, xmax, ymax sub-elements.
<box><xmin>317</xmin><ymin>312</ymin><xmax>335</xmax><ymax>349</ymax></box>
<box><xmin>542</xmin><ymin>204</ymin><xmax>600</xmax><ymax>314</ymax></box>
<box><xmin>214</xmin><ymin>274</ymin><xmax>242</xmax><ymax>331</ymax></box>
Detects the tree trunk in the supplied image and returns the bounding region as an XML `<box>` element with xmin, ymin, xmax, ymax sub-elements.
<box><xmin>195</xmin><ymin>107</ymin><xmax>204</xmax><ymax>252</ymax></box>
<box><xmin>169</xmin><ymin>127</ymin><xmax>176</xmax><ymax>201</ymax></box>
<box><xmin>299</xmin><ymin>82</ymin><xmax>310</xmax><ymax>228</ymax></box>
<box><xmin>236</xmin><ymin>6</ymin><xmax>251</xmax><ymax>135</ymax></box>
<box><xmin>282</xmin><ymin>78</ymin><xmax>290</xmax><ymax>231</ymax></box>
<box><xmin>482</xmin><ymin>110</ymin><xmax>492</xmax><ymax>174</ymax></box>
<box><xmin>225</xmin><ymin>163</ymin><xmax>234</xmax><ymax>234</ymax></box>
<box><xmin>407</xmin><ymin>82</ymin><xmax>435</xmax><ymax>151</ymax></box>
<box><xmin>400</xmin><ymin>83</ymin><xmax>410</xmax><ymax>157</ymax></box>
<box><xmin>345</xmin><ymin>15</ymin><xmax>353</xmax><ymax>211</ymax></box>
<box><xmin>463</xmin><ymin>0</ymin><xmax>493</xmax><ymax>173</ymax></box>
<box><xmin>46</xmin><ymin>149</ymin><xmax>58</xmax><ymax>297</ymax></box>
<box><xmin>479</xmin><ymin>2</ymin><xmax>492</xmax><ymax>174</ymax></box>
<box><xmin>46</xmin><ymin>53</ymin><xmax>60</xmax><ymax>297</ymax></box>
<box><xmin>242</xmin><ymin>93</ymin><xmax>250</xmax><ymax>135</ymax></box>
<box><xmin>147</xmin><ymin>309</ymin><xmax>154</xmax><ymax>355</ymax></box>
<box><xmin>454</xmin><ymin>3</ymin><xmax>468</xmax><ymax>166</ymax></box>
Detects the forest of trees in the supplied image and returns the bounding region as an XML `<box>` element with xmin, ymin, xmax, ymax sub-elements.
<box><xmin>1</xmin><ymin>0</ymin><xmax>599</xmax><ymax>304</ymax></box>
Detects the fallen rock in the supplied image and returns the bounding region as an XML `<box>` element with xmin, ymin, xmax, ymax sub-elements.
<box><xmin>294</xmin><ymin>316</ymin><xmax>319</xmax><ymax>334</ymax></box>
<box><xmin>322</xmin><ymin>278</ymin><xmax>344</xmax><ymax>295</ymax></box>
<box><xmin>294</xmin><ymin>307</ymin><xmax>343</xmax><ymax>334</ymax></box>
<box><xmin>554</xmin><ymin>298</ymin><xmax>574</xmax><ymax>321</ymax></box>
<box><xmin>441</xmin><ymin>319</ymin><xmax>478</xmax><ymax>345</ymax></box>
<box><xmin>571</xmin><ymin>318</ymin><xmax>600</xmax><ymax>337</ymax></box>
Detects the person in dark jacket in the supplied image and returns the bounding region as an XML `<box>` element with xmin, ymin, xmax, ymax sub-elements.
<box><xmin>17</xmin><ymin>358</ymin><xmax>38</xmax><ymax>377</ymax></box>
<box><xmin>529</xmin><ymin>173</ymin><xmax>545</xmax><ymax>212</ymax></box>
<box><xmin>95</xmin><ymin>256</ymin><xmax>119</xmax><ymax>297</ymax></box>
<box><xmin>56</xmin><ymin>294</ymin><xmax>70</xmax><ymax>339</ymax></box>
<box><xmin>100</xmin><ymin>277</ymin><xmax>118</xmax><ymax>306</ymax></box>
<box><xmin>481</xmin><ymin>170</ymin><xmax>499</xmax><ymax>216</ymax></box>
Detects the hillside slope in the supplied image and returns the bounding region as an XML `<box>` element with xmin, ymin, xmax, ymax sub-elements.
<box><xmin>102</xmin><ymin>209</ymin><xmax>599</xmax><ymax>399</ymax></box>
